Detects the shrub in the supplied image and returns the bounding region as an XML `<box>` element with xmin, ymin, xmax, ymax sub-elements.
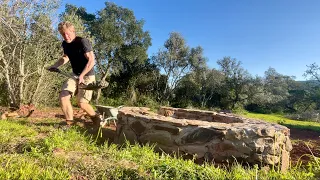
<box><xmin>135</xmin><ymin>95</ymin><xmax>160</xmax><ymax>111</ymax></box>
<box><xmin>286</xmin><ymin>110</ymin><xmax>320</xmax><ymax>122</ymax></box>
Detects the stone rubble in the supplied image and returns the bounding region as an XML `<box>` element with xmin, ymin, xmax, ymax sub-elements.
<box><xmin>115</xmin><ymin>106</ymin><xmax>292</xmax><ymax>171</ymax></box>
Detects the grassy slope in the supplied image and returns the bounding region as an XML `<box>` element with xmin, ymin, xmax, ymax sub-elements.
<box><xmin>238</xmin><ymin>112</ymin><xmax>320</xmax><ymax>132</ymax></box>
<box><xmin>0</xmin><ymin>118</ymin><xmax>318</xmax><ymax>179</ymax></box>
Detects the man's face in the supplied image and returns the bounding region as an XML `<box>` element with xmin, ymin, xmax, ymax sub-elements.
<box><xmin>59</xmin><ymin>28</ymin><xmax>76</xmax><ymax>43</ymax></box>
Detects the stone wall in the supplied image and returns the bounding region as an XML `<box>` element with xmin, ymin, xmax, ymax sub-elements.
<box><xmin>116</xmin><ymin>106</ymin><xmax>292</xmax><ymax>171</ymax></box>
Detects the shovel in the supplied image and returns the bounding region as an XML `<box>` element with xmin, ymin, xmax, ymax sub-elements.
<box><xmin>47</xmin><ymin>67</ymin><xmax>108</xmax><ymax>90</ymax></box>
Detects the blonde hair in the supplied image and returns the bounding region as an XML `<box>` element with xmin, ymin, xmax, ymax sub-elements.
<box><xmin>58</xmin><ymin>21</ymin><xmax>75</xmax><ymax>32</ymax></box>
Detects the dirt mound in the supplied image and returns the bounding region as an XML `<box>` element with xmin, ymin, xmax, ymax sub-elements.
<box><xmin>290</xmin><ymin>128</ymin><xmax>320</xmax><ymax>165</ymax></box>
<box><xmin>290</xmin><ymin>128</ymin><xmax>320</xmax><ymax>141</ymax></box>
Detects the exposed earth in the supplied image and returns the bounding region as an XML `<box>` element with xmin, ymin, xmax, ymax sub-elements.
<box><xmin>1</xmin><ymin>105</ymin><xmax>319</xmax><ymax>166</ymax></box>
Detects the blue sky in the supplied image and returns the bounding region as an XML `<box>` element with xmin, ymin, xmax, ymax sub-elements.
<box><xmin>59</xmin><ymin>0</ymin><xmax>320</xmax><ymax>80</ymax></box>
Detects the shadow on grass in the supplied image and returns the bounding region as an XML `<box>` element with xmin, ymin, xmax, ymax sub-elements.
<box><xmin>279</xmin><ymin>122</ymin><xmax>320</xmax><ymax>133</ymax></box>
<box><xmin>13</xmin><ymin>118</ymin><xmax>117</xmax><ymax>145</ymax></box>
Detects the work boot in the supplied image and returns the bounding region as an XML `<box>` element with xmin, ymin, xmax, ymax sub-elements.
<box><xmin>58</xmin><ymin>120</ymin><xmax>75</xmax><ymax>126</ymax></box>
<box><xmin>90</xmin><ymin>113</ymin><xmax>103</xmax><ymax>126</ymax></box>
<box><xmin>66</xmin><ymin>120</ymin><xmax>75</xmax><ymax>126</ymax></box>
<box><xmin>57</xmin><ymin>120</ymin><xmax>74</xmax><ymax>131</ymax></box>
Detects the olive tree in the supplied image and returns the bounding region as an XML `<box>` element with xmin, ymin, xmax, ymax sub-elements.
<box><xmin>0</xmin><ymin>0</ymin><xmax>62</xmax><ymax>107</ymax></box>
<box><xmin>152</xmin><ymin>32</ymin><xmax>207</xmax><ymax>103</ymax></box>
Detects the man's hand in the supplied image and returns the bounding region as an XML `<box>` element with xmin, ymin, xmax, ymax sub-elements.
<box><xmin>78</xmin><ymin>75</ymin><xmax>85</xmax><ymax>85</ymax></box>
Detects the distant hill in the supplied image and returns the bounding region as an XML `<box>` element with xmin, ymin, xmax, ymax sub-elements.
<box><xmin>295</xmin><ymin>80</ymin><xmax>320</xmax><ymax>88</ymax></box>
<box><xmin>296</xmin><ymin>80</ymin><xmax>320</xmax><ymax>85</ymax></box>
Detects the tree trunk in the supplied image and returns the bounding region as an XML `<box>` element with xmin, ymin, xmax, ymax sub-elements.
<box><xmin>31</xmin><ymin>66</ymin><xmax>45</xmax><ymax>105</ymax></box>
<box><xmin>18</xmin><ymin>45</ymin><xmax>26</xmax><ymax>105</ymax></box>
<box><xmin>4</xmin><ymin>68</ymin><xmax>17</xmax><ymax>106</ymax></box>
<box><xmin>95</xmin><ymin>89</ymin><xmax>102</xmax><ymax>104</ymax></box>
<box><xmin>94</xmin><ymin>60</ymin><xmax>111</xmax><ymax>104</ymax></box>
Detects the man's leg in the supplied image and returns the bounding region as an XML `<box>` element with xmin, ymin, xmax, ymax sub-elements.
<box><xmin>78</xmin><ymin>101</ymin><xmax>101</xmax><ymax>126</ymax></box>
<box><xmin>60</xmin><ymin>77</ymin><xmax>77</xmax><ymax>125</ymax></box>
<box><xmin>78</xmin><ymin>102</ymin><xmax>96</xmax><ymax>117</ymax></box>
<box><xmin>77</xmin><ymin>75</ymin><xmax>101</xmax><ymax>125</ymax></box>
<box><xmin>59</xmin><ymin>90</ymin><xmax>74</xmax><ymax>122</ymax></box>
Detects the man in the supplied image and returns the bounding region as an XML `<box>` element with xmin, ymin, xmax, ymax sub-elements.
<box><xmin>47</xmin><ymin>21</ymin><xmax>101</xmax><ymax>126</ymax></box>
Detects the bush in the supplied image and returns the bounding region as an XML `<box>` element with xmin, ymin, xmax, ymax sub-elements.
<box><xmin>97</xmin><ymin>96</ymin><xmax>126</xmax><ymax>107</ymax></box>
<box><xmin>135</xmin><ymin>95</ymin><xmax>160</xmax><ymax>111</ymax></box>
<box><xmin>286</xmin><ymin>110</ymin><xmax>320</xmax><ymax>122</ymax></box>
<box><xmin>232</xmin><ymin>107</ymin><xmax>248</xmax><ymax>115</ymax></box>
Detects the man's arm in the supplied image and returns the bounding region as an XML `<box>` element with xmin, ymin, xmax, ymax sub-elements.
<box><xmin>48</xmin><ymin>55</ymin><xmax>70</xmax><ymax>69</ymax></box>
<box><xmin>78</xmin><ymin>51</ymin><xmax>95</xmax><ymax>84</ymax></box>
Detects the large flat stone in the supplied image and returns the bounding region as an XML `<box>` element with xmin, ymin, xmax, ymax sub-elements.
<box><xmin>118</xmin><ymin>128</ymin><xmax>138</xmax><ymax>145</ymax></box>
<box><xmin>180</xmin><ymin>127</ymin><xmax>224</xmax><ymax>144</ymax></box>
<box><xmin>130</xmin><ymin>120</ymin><xmax>147</xmax><ymax>134</ymax></box>
<box><xmin>140</xmin><ymin>131</ymin><xmax>174</xmax><ymax>146</ymax></box>
<box><xmin>179</xmin><ymin>145</ymin><xmax>208</xmax><ymax>159</ymax></box>
<box><xmin>153</xmin><ymin>124</ymin><xmax>181</xmax><ymax>135</ymax></box>
<box><xmin>117</xmin><ymin>106</ymin><xmax>292</xmax><ymax>171</ymax></box>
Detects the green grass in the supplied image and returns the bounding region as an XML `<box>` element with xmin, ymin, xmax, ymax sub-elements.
<box><xmin>0</xmin><ymin>118</ymin><xmax>319</xmax><ymax>179</ymax></box>
<box><xmin>0</xmin><ymin>154</ymin><xmax>70</xmax><ymax>179</ymax></box>
<box><xmin>238</xmin><ymin>112</ymin><xmax>320</xmax><ymax>132</ymax></box>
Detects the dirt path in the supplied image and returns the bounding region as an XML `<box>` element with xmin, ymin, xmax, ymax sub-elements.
<box><xmin>290</xmin><ymin>128</ymin><xmax>320</xmax><ymax>141</ymax></box>
<box><xmin>290</xmin><ymin>128</ymin><xmax>320</xmax><ymax>165</ymax></box>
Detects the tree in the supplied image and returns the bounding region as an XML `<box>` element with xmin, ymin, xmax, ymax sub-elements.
<box><xmin>62</xmin><ymin>4</ymin><xmax>95</xmax><ymax>25</ymax></box>
<box><xmin>0</xmin><ymin>0</ymin><xmax>62</xmax><ymax>107</ymax></box>
<box><xmin>264</xmin><ymin>68</ymin><xmax>292</xmax><ymax>102</ymax></box>
<box><xmin>247</xmin><ymin>67</ymin><xmax>294</xmax><ymax>113</ymax></box>
<box><xmin>174</xmin><ymin>68</ymin><xmax>225</xmax><ymax>108</ymax></box>
<box><xmin>196</xmin><ymin>68</ymin><xmax>225</xmax><ymax>108</ymax></box>
<box><xmin>297</xmin><ymin>63</ymin><xmax>320</xmax><ymax>111</ymax></box>
<box><xmin>105</xmin><ymin>59</ymin><xmax>164</xmax><ymax>104</ymax></box>
<box><xmin>304</xmin><ymin>63</ymin><xmax>320</xmax><ymax>82</ymax></box>
<box><xmin>217</xmin><ymin>57</ymin><xmax>252</xmax><ymax>109</ymax></box>
<box><xmin>91</xmin><ymin>2</ymin><xmax>151</xmax><ymax>103</ymax></box>
<box><xmin>286</xmin><ymin>81</ymin><xmax>320</xmax><ymax>112</ymax></box>
<box><xmin>151</xmin><ymin>32</ymin><xmax>207</xmax><ymax>103</ymax></box>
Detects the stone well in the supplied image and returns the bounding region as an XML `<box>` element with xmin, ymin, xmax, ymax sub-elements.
<box><xmin>115</xmin><ymin>106</ymin><xmax>292</xmax><ymax>171</ymax></box>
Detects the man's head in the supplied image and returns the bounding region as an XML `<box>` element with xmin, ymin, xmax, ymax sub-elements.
<box><xmin>58</xmin><ymin>21</ymin><xmax>76</xmax><ymax>43</ymax></box>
